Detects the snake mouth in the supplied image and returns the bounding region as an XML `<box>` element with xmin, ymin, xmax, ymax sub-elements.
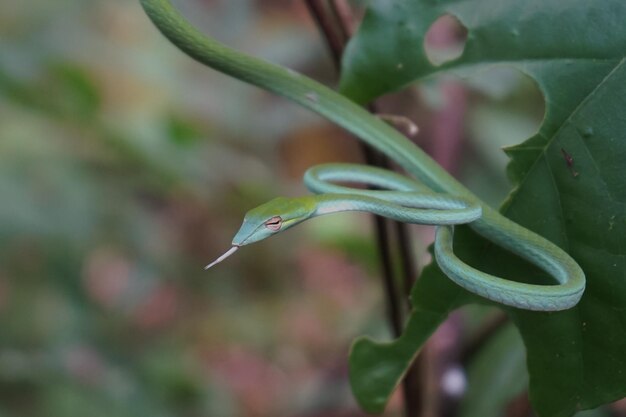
<box><xmin>232</xmin><ymin>226</ymin><xmax>260</xmax><ymax>247</ymax></box>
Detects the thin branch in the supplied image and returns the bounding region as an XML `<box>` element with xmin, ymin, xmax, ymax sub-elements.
<box><xmin>396</xmin><ymin>222</ymin><xmax>418</xmax><ymax>300</ymax></box>
<box><xmin>305</xmin><ymin>0</ymin><xmax>404</xmax><ymax>336</ymax></box>
<box><xmin>324</xmin><ymin>2</ymin><xmax>420</xmax><ymax>305</ymax></box>
<box><xmin>374</xmin><ymin>214</ymin><xmax>404</xmax><ymax>336</ymax></box>
<box><xmin>303</xmin><ymin>1</ymin><xmax>346</xmax><ymax>69</ymax></box>
<box><xmin>328</xmin><ymin>0</ymin><xmax>355</xmax><ymax>38</ymax></box>
<box><xmin>304</xmin><ymin>2</ymin><xmax>421</xmax><ymax>416</ymax></box>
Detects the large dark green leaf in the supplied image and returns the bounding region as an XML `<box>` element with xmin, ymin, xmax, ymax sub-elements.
<box><xmin>340</xmin><ymin>1</ymin><xmax>626</xmax><ymax>416</ymax></box>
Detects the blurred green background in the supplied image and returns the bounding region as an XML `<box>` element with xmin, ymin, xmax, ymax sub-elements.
<box><xmin>0</xmin><ymin>1</ymin><xmax>565</xmax><ymax>416</ymax></box>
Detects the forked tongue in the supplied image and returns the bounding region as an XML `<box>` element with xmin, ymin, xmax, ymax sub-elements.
<box><xmin>204</xmin><ymin>246</ymin><xmax>239</xmax><ymax>270</ymax></box>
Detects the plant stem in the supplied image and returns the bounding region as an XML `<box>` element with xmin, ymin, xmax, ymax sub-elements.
<box><xmin>304</xmin><ymin>2</ymin><xmax>421</xmax><ymax>416</ymax></box>
<box><xmin>304</xmin><ymin>0</ymin><xmax>346</xmax><ymax>67</ymax></box>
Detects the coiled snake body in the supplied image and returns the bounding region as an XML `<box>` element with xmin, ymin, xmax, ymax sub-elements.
<box><xmin>141</xmin><ymin>0</ymin><xmax>585</xmax><ymax>311</ymax></box>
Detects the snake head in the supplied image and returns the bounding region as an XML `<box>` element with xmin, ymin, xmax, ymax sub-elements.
<box><xmin>205</xmin><ymin>196</ymin><xmax>317</xmax><ymax>270</ymax></box>
<box><xmin>232</xmin><ymin>196</ymin><xmax>317</xmax><ymax>246</ymax></box>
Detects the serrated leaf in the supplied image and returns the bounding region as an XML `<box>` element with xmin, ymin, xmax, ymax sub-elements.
<box><xmin>340</xmin><ymin>1</ymin><xmax>626</xmax><ymax>416</ymax></box>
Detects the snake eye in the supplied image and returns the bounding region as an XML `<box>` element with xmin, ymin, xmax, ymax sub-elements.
<box><xmin>264</xmin><ymin>216</ymin><xmax>283</xmax><ymax>231</ymax></box>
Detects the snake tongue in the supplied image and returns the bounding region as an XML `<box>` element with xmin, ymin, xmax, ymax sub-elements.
<box><xmin>204</xmin><ymin>246</ymin><xmax>239</xmax><ymax>270</ymax></box>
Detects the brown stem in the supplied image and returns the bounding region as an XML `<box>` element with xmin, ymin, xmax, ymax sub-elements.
<box><xmin>328</xmin><ymin>0</ymin><xmax>355</xmax><ymax>38</ymax></box>
<box><xmin>304</xmin><ymin>0</ymin><xmax>405</xmax><ymax>336</ymax></box>
<box><xmin>303</xmin><ymin>0</ymin><xmax>346</xmax><ymax>69</ymax></box>
<box><xmin>304</xmin><ymin>2</ymin><xmax>421</xmax><ymax>416</ymax></box>
<box><xmin>364</xmin><ymin>92</ymin><xmax>425</xmax><ymax>417</ymax></box>
<box><xmin>396</xmin><ymin>208</ymin><xmax>418</xmax><ymax>300</ymax></box>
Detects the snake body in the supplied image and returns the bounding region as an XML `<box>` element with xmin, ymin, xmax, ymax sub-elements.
<box><xmin>141</xmin><ymin>0</ymin><xmax>585</xmax><ymax>311</ymax></box>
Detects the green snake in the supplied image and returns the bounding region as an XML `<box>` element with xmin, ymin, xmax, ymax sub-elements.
<box><xmin>141</xmin><ymin>0</ymin><xmax>585</xmax><ymax>311</ymax></box>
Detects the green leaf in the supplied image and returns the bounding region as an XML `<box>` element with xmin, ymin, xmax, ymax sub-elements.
<box><xmin>165</xmin><ymin>113</ymin><xmax>203</xmax><ymax>146</ymax></box>
<box><xmin>341</xmin><ymin>1</ymin><xmax>626</xmax><ymax>416</ymax></box>
<box><xmin>48</xmin><ymin>63</ymin><xmax>102</xmax><ymax>120</ymax></box>
<box><xmin>340</xmin><ymin>1</ymin><xmax>626</xmax><ymax>104</ymax></box>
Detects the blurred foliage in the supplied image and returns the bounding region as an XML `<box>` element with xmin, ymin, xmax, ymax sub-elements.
<box><xmin>0</xmin><ymin>1</ymin><xmax>383</xmax><ymax>415</ymax></box>
<box><xmin>1</xmin><ymin>0</ymin><xmax>605</xmax><ymax>417</ymax></box>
